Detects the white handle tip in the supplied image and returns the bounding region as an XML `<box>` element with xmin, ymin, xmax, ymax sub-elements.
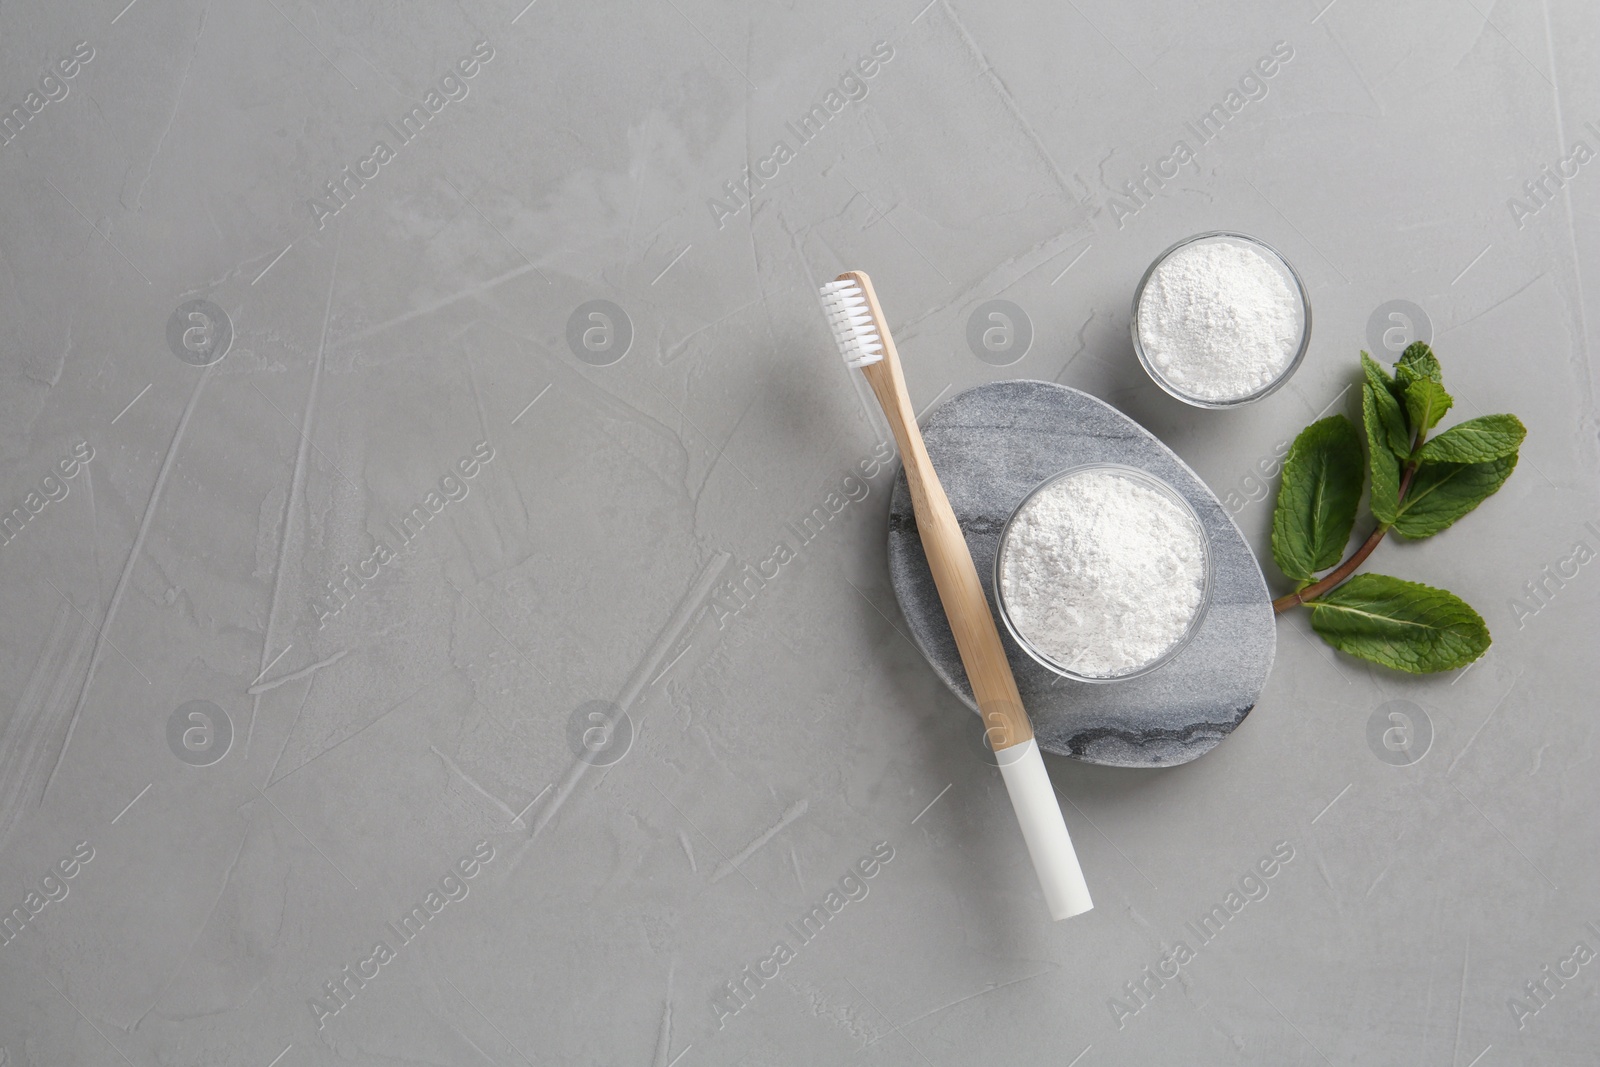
<box><xmin>997</xmin><ymin>739</ymin><xmax>1094</xmax><ymax>921</ymax></box>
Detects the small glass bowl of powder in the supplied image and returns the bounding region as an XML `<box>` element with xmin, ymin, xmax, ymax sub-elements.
<box><xmin>1131</xmin><ymin>231</ymin><xmax>1311</xmax><ymax>408</ymax></box>
<box><xmin>994</xmin><ymin>464</ymin><xmax>1210</xmax><ymax>682</ymax></box>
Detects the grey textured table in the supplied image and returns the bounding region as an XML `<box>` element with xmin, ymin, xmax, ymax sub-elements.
<box><xmin>1</xmin><ymin>2</ymin><xmax>1596</xmax><ymax>1065</ymax></box>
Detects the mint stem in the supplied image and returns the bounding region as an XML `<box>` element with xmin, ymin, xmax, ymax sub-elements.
<box><xmin>1272</xmin><ymin>449</ymin><xmax>1422</xmax><ymax>614</ymax></box>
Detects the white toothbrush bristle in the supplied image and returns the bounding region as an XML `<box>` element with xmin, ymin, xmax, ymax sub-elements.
<box><xmin>819</xmin><ymin>278</ymin><xmax>884</xmax><ymax>369</ymax></box>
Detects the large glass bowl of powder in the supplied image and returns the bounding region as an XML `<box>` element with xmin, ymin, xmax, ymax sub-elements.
<box><xmin>1131</xmin><ymin>231</ymin><xmax>1311</xmax><ymax>408</ymax></box>
<box><xmin>995</xmin><ymin>465</ymin><xmax>1210</xmax><ymax>682</ymax></box>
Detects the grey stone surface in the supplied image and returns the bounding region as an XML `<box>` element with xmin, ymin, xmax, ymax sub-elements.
<box><xmin>887</xmin><ymin>380</ymin><xmax>1276</xmax><ymax>767</ymax></box>
<box><xmin>0</xmin><ymin>2</ymin><xmax>1597</xmax><ymax>1065</ymax></box>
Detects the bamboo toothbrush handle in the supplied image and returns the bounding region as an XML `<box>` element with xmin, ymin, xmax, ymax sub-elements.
<box><xmin>843</xmin><ymin>271</ymin><xmax>1092</xmax><ymax>921</ymax></box>
<box><xmin>854</xmin><ymin>302</ymin><xmax>1030</xmax><ymax>753</ymax></box>
<box><xmin>869</xmin><ymin>378</ymin><xmax>1031</xmax><ymax>746</ymax></box>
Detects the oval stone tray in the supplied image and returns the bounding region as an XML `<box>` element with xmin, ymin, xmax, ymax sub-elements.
<box><xmin>886</xmin><ymin>379</ymin><xmax>1275</xmax><ymax>767</ymax></box>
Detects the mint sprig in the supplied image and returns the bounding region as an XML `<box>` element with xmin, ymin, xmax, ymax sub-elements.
<box><xmin>1269</xmin><ymin>343</ymin><xmax>1524</xmax><ymax>673</ymax></box>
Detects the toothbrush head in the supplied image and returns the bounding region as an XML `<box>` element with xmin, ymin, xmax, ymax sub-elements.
<box><xmin>819</xmin><ymin>274</ymin><xmax>884</xmax><ymax>369</ymax></box>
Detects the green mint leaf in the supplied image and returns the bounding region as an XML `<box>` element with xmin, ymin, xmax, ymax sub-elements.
<box><xmin>1361</xmin><ymin>352</ymin><xmax>1412</xmax><ymax>451</ymax></box>
<box><xmin>1308</xmin><ymin>573</ymin><xmax>1490</xmax><ymax>673</ymax></box>
<box><xmin>1359</xmin><ymin>351</ymin><xmax>1394</xmax><ymax>391</ymax></box>
<box><xmin>1271</xmin><ymin>416</ymin><xmax>1365</xmax><ymax>581</ymax></box>
<box><xmin>1391</xmin><ymin>453</ymin><xmax>1517</xmax><ymax>538</ymax></box>
<box><xmin>1415</xmin><ymin>414</ymin><xmax>1526</xmax><ymax>464</ymax></box>
<box><xmin>1375</xmin><ymin>378</ymin><xmax>1412</xmax><ymax>454</ymax></box>
<box><xmin>1394</xmin><ymin>342</ymin><xmax>1442</xmax><ymax>386</ymax></box>
<box><xmin>1362</xmin><ymin>383</ymin><xmax>1403</xmax><ymax>524</ymax></box>
<box><xmin>1401</xmin><ymin>378</ymin><xmax>1453</xmax><ymax>436</ymax></box>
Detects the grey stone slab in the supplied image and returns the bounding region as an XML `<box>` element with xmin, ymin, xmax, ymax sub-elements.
<box><xmin>887</xmin><ymin>379</ymin><xmax>1276</xmax><ymax>767</ymax></box>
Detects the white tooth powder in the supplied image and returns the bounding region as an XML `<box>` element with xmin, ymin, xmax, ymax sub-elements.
<box><xmin>999</xmin><ymin>468</ymin><xmax>1207</xmax><ymax>678</ymax></box>
<box><xmin>1136</xmin><ymin>237</ymin><xmax>1304</xmax><ymax>402</ymax></box>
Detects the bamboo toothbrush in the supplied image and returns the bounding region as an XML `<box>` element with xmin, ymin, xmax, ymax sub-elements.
<box><xmin>819</xmin><ymin>270</ymin><xmax>1093</xmax><ymax>922</ymax></box>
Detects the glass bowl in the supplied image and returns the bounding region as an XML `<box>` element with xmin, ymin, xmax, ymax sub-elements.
<box><xmin>1130</xmin><ymin>230</ymin><xmax>1311</xmax><ymax>409</ymax></box>
<box><xmin>993</xmin><ymin>463</ymin><xmax>1211</xmax><ymax>683</ymax></box>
